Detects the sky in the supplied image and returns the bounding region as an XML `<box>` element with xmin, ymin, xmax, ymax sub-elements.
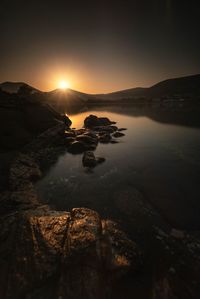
<box><xmin>1</xmin><ymin>0</ymin><xmax>200</xmax><ymax>93</ymax></box>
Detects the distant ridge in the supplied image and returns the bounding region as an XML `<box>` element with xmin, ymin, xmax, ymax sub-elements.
<box><xmin>0</xmin><ymin>82</ymin><xmax>39</xmax><ymax>94</ymax></box>
<box><xmin>97</xmin><ymin>74</ymin><xmax>200</xmax><ymax>100</ymax></box>
<box><xmin>1</xmin><ymin>74</ymin><xmax>200</xmax><ymax>100</ymax></box>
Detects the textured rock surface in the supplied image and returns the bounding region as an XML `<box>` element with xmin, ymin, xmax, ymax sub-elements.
<box><xmin>0</xmin><ymin>206</ymin><xmax>141</xmax><ymax>299</ymax></box>
<box><xmin>82</xmin><ymin>151</ymin><xmax>105</xmax><ymax>168</ymax></box>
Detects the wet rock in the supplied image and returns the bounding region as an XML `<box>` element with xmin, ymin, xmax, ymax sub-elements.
<box><xmin>65</xmin><ymin>137</ymin><xmax>76</xmax><ymax>145</ymax></box>
<box><xmin>63</xmin><ymin>115</ymin><xmax>72</xmax><ymax>127</ymax></box>
<box><xmin>82</xmin><ymin>151</ymin><xmax>97</xmax><ymax>167</ymax></box>
<box><xmin>64</xmin><ymin>130</ymin><xmax>75</xmax><ymax>138</ymax></box>
<box><xmin>76</xmin><ymin>134</ymin><xmax>98</xmax><ymax>145</ymax></box>
<box><xmin>94</xmin><ymin>125</ymin><xmax>116</xmax><ymax>133</ymax></box>
<box><xmin>67</xmin><ymin>141</ymin><xmax>87</xmax><ymax>154</ymax></box>
<box><xmin>74</xmin><ymin>128</ymin><xmax>85</xmax><ymax>136</ymax></box>
<box><xmin>84</xmin><ymin>115</ymin><xmax>114</xmax><ymax>128</ymax></box>
<box><xmin>99</xmin><ymin>133</ymin><xmax>112</xmax><ymax>143</ymax></box>
<box><xmin>83</xmin><ymin>131</ymin><xmax>97</xmax><ymax>138</ymax></box>
<box><xmin>110</xmin><ymin>125</ymin><xmax>118</xmax><ymax>131</ymax></box>
<box><xmin>113</xmin><ymin>132</ymin><xmax>125</xmax><ymax>138</ymax></box>
<box><xmin>118</xmin><ymin>128</ymin><xmax>127</xmax><ymax>131</ymax></box>
<box><xmin>0</xmin><ymin>207</ymin><xmax>141</xmax><ymax>299</ymax></box>
<box><xmin>102</xmin><ymin>219</ymin><xmax>142</xmax><ymax>275</ymax></box>
<box><xmin>98</xmin><ymin>117</ymin><xmax>114</xmax><ymax>126</ymax></box>
<box><xmin>82</xmin><ymin>151</ymin><xmax>105</xmax><ymax>168</ymax></box>
<box><xmin>84</xmin><ymin>114</ymin><xmax>98</xmax><ymax>128</ymax></box>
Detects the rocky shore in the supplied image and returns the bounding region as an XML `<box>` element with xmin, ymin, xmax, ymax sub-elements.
<box><xmin>0</xmin><ymin>115</ymin><xmax>142</xmax><ymax>299</ymax></box>
<box><xmin>1</xmin><ymin>113</ymin><xmax>200</xmax><ymax>299</ymax></box>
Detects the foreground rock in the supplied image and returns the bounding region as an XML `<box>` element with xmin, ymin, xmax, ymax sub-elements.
<box><xmin>0</xmin><ymin>205</ymin><xmax>141</xmax><ymax>299</ymax></box>
<box><xmin>82</xmin><ymin>151</ymin><xmax>105</xmax><ymax>168</ymax></box>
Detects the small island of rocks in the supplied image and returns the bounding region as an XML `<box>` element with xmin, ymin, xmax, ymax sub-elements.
<box><xmin>63</xmin><ymin>114</ymin><xmax>127</xmax><ymax>167</ymax></box>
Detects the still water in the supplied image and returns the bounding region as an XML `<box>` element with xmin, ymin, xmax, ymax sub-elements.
<box><xmin>36</xmin><ymin>106</ymin><xmax>200</xmax><ymax>230</ymax></box>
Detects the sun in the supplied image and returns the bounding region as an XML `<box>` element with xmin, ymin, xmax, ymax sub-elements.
<box><xmin>58</xmin><ymin>80</ymin><xmax>70</xmax><ymax>90</ymax></box>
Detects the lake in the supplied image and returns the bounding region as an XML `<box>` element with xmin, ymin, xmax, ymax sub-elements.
<box><xmin>36</xmin><ymin>106</ymin><xmax>200</xmax><ymax>233</ymax></box>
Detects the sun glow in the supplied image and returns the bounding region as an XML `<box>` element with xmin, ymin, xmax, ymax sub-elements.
<box><xmin>58</xmin><ymin>80</ymin><xmax>70</xmax><ymax>90</ymax></box>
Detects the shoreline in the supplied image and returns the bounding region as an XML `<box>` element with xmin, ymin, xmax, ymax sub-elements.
<box><xmin>0</xmin><ymin>112</ymin><xmax>200</xmax><ymax>298</ymax></box>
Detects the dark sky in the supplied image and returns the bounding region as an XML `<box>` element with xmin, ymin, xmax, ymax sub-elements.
<box><xmin>1</xmin><ymin>0</ymin><xmax>200</xmax><ymax>93</ymax></box>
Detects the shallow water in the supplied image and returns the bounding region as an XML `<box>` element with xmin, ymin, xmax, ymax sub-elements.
<box><xmin>36</xmin><ymin>106</ymin><xmax>200</xmax><ymax>230</ymax></box>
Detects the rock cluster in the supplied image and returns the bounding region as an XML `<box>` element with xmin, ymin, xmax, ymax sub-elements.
<box><xmin>64</xmin><ymin>114</ymin><xmax>127</xmax><ymax>168</ymax></box>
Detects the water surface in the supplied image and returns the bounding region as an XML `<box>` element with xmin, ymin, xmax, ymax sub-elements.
<box><xmin>36</xmin><ymin>106</ymin><xmax>200</xmax><ymax>230</ymax></box>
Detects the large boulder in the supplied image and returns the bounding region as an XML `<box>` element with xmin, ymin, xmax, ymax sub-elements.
<box><xmin>67</xmin><ymin>141</ymin><xmax>87</xmax><ymax>154</ymax></box>
<box><xmin>63</xmin><ymin>114</ymin><xmax>72</xmax><ymax>128</ymax></box>
<box><xmin>84</xmin><ymin>115</ymin><xmax>114</xmax><ymax>128</ymax></box>
<box><xmin>82</xmin><ymin>151</ymin><xmax>105</xmax><ymax>168</ymax></box>
<box><xmin>0</xmin><ymin>207</ymin><xmax>141</xmax><ymax>299</ymax></box>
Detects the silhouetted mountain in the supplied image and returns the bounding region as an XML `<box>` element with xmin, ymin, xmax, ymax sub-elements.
<box><xmin>94</xmin><ymin>74</ymin><xmax>200</xmax><ymax>100</ymax></box>
<box><xmin>1</xmin><ymin>74</ymin><xmax>200</xmax><ymax>107</ymax></box>
<box><xmin>44</xmin><ymin>88</ymin><xmax>93</xmax><ymax>113</ymax></box>
<box><xmin>96</xmin><ymin>87</ymin><xmax>146</xmax><ymax>100</ymax></box>
<box><xmin>0</xmin><ymin>82</ymin><xmax>39</xmax><ymax>94</ymax></box>
<box><xmin>147</xmin><ymin>74</ymin><xmax>200</xmax><ymax>98</ymax></box>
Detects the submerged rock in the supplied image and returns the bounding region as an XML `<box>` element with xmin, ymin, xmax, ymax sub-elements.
<box><xmin>118</xmin><ymin>128</ymin><xmax>127</xmax><ymax>131</ymax></box>
<box><xmin>113</xmin><ymin>131</ymin><xmax>125</xmax><ymax>138</ymax></box>
<box><xmin>82</xmin><ymin>151</ymin><xmax>105</xmax><ymax>168</ymax></box>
